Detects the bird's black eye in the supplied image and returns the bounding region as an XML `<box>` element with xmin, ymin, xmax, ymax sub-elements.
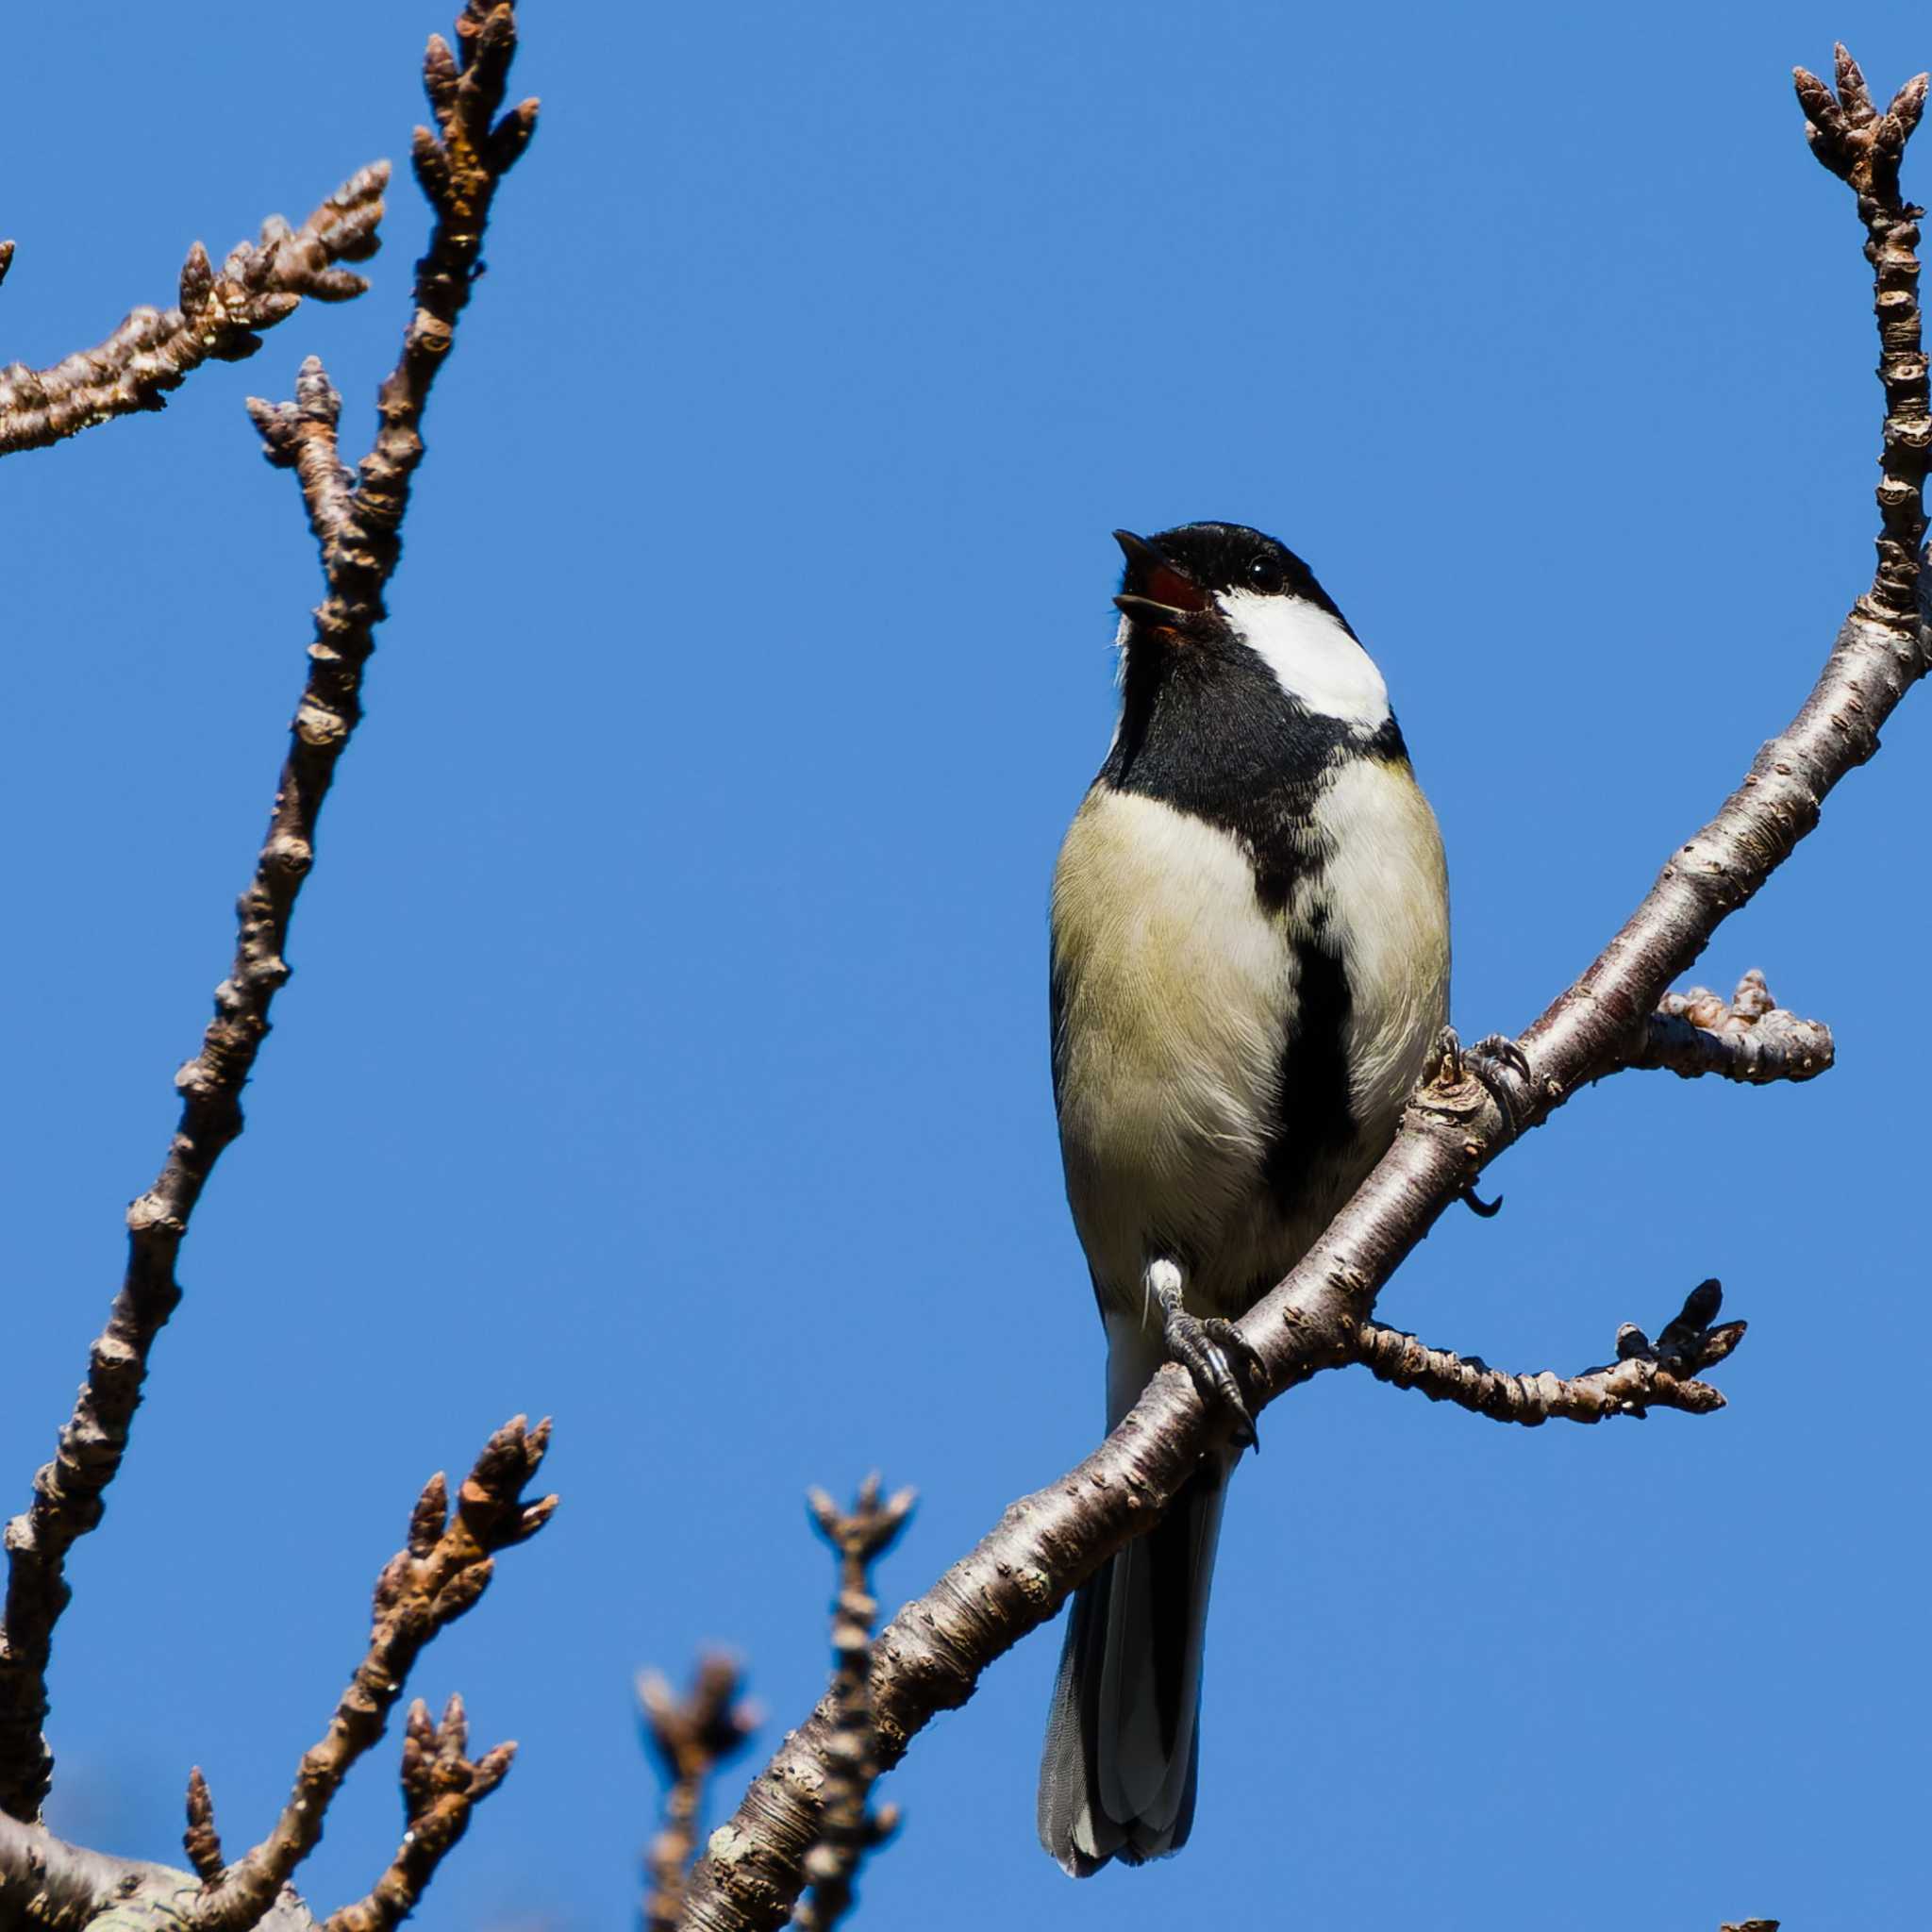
<box><xmin>1245</xmin><ymin>554</ymin><xmax>1286</xmax><ymax>595</ymax></box>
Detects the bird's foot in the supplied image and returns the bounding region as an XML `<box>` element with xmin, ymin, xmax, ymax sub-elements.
<box><xmin>1435</xmin><ymin>1025</ymin><xmax>1535</xmax><ymax>1136</ymax></box>
<box><xmin>1149</xmin><ymin>1264</ymin><xmax>1266</xmax><ymax>1453</ymax></box>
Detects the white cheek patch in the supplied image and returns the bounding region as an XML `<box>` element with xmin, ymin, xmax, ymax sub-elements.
<box><xmin>1215</xmin><ymin>587</ymin><xmax>1391</xmax><ymax>730</ymax></box>
<box><xmin>1106</xmin><ymin>612</ymin><xmax>1132</xmax><ymax>754</ymax></box>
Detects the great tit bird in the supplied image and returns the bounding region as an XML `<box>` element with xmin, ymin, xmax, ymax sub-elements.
<box><xmin>1038</xmin><ymin>522</ymin><xmax>1451</xmax><ymax>1876</ymax></box>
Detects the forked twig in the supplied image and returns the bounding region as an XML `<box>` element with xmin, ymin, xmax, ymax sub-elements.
<box><xmin>791</xmin><ymin>1478</ymin><xmax>914</xmax><ymax>1932</ymax></box>
<box><xmin>1357</xmin><ymin>1282</ymin><xmax>1747</xmax><ymax>1424</ymax></box>
<box><xmin>0</xmin><ymin>168</ymin><xmax>387</xmax><ymax>458</ymax></box>
<box><xmin>323</xmin><ymin>1696</ymin><xmax>517</xmax><ymax>1932</ymax></box>
<box><xmin>0</xmin><ymin>0</ymin><xmax>540</xmax><ymax>1829</ymax></box>
<box><xmin>640</xmin><ymin>1657</ymin><xmax>760</xmax><ymax>1932</ymax></box>
<box><xmin>184</xmin><ymin>1418</ymin><xmax>555</xmax><ymax>1930</ymax></box>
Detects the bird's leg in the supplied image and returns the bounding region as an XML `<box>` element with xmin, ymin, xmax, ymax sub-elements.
<box><xmin>1145</xmin><ymin>1259</ymin><xmax>1267</xmax><ymax>1453</ymax></box>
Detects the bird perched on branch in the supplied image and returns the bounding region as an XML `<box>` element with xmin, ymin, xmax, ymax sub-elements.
<box><xmin>1038</xmin><ymin>523</ymin><xmax>1451</xmax><ymax>1875</ymax></box>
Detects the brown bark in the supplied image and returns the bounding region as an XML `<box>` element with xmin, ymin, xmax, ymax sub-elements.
<box><xmin>1634</xmin><ymin>973</ymin><xmax>1833</xmax><ymax>1085</ymax></box>
<box><xmin>1357</xmin><ymin>1280</ymin><xmax>1746</xmax><ymax>1425</ymax></box>
<box><xmin>0</xmin><ymin>1421</ymin><xmax>549</xmax><ymax>1932</ymax></box>
<box><xmin>183</xmin><ymin>1418</ymin><xmax>554</xmax><ymax>1931</ymax></box>
<box><xmin>0</xmin><ymin>171</ymin><xmax>387</xmax><ymax>459</ymax></box>
<box><xmin>791</xmin><ymin>1479</ymin><xmax>913</xmax><ymax>1932</ymax></box>
<box><xmin>640</xmin><ymin>1659</ymin><xmax>761</xmax><ymax>1932</ymax></box>
<box><xmin>0</xmin><ymin>0</ymin><xmax>541</xmax><ymax>1830</ymax></box>
<box><xmin>321</xmin><ymin>1696</ymin><xmax>516</xmax><ymax>1932</ymax></box>
<box><xmin>0</xmin><ymin>1814</ymin><xmax>186</xmax><ymax>1932</ymax></box>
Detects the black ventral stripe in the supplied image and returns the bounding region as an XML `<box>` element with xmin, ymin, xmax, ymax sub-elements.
<box><xmin>1261</xmin><ymin>931</ymin><xmax>1357</xmax><ymax>1203</ymax></box>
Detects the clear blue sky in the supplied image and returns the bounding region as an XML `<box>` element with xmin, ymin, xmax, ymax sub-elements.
<box><xmin>0</xmin><ymin>4</ymin><xmax>1924</xmax><ymax>1927</ymax></box>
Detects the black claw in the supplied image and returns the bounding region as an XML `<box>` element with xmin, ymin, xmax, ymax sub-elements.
<box><xmin>1458</xmin><ymin>1185</ymin><xmax>1504</xmax><ymax>1219</ymax></box>
<box><xmin>1477</xmin><ymin>1034</ymin><xmax>1533</xmax><ymax>1081</ymax></box>
<box><xmin>1160</xmin><ymin>1305</ymin><xmax>1265</xmax><ymax>1453</ymax></box>
<box><xmin>1464</xmin><ymin>1034</ymin><xmax>1532</xmax><ymax>1135</ymax></box>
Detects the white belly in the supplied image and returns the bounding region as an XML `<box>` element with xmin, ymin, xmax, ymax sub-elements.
<box><xmin>1051</xmin><ymin>770</ymin><xmax>1447</xmax><ymax>1324</ymax></box>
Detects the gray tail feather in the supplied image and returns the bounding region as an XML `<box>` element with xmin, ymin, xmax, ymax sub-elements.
<box><xmin>1037</xmin><ymin>1460</ymin><xmax>1231</xmax><ymax>1876</ymax></box>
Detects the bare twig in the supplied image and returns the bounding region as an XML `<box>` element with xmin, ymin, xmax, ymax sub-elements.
<box><xmin>322</xmin><ymin>1696</ymin><xmax>516</xmax><ymax>1932</ymax></box>
<box><xmin>0</xmin><ymin>167</ymin><xmax>387</xmax><ymax>458</ymax></box>
<box><xmin>1632</xmin><ymin>971</ymin><xmax>1834</xmax><ymax>1083</ymax></box>
<box><xmin>0</xmin><ymin>0</ymin><xmax>539</xmax><ymax>1825</ymax></box>
<box><xmin>791</xmin><ymin>1478</ymin><xmax>914</xmax><ymax>1932</ymax></box>
<box><xmin>1794</xmin><ymin>46</ymin><xmax>1930</xmax><ymax>630</ymax></box>
<box><xmin>183</xmin><ymin>1417</ymin><xmax>554</xmax><ymax>1931</ymax></box>
<box><xmin>1356</xmin><ymin>1281</ymin><xmax>1746</xmax><ymax>1424</ymax></box>
<box><xmin>678</xmin><ymin>50</ymin><xmax>1931</xmax><ymax>1931</ymax></box>
<box><xmin>246</xmin><ymin>356</ymin><xmax>358</xmax><ymax>558</ymax></box>
<box><xmin>641</xmin><ymin>1657</ymin><xmax>761</xmax><ymax>1932</ymax></box>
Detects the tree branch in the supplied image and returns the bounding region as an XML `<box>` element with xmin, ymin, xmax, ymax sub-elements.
<box><xmin>791</xmin><ymin>1479</ymin><xmax>912</xmax><ymax>1932</ymax></box>
<box><xmin>0</xmin><ymin>1419</ymin><xmax>549</xmax><ymax>1932</ymax></box>
<box><xmin>0</xmin><ymin>0</ymin><xmax>540</xmax><ymax>1826</ymax></box>
<box><xmin>1355</xmin><ymin>1281</ymin><xmax>1746</xmax><ymax>1424</ymax></box>
<box><xmin>0</xmin><ymin>168</ymin><xmax>387</xmax><ymax>458</ymax></box>
<box><xmin>321</xmin><ymin>1696</ymin><xmax>515</xmax><ymax>1932</ymax></box>
<box><xmin>184</xmin><ymin>1417</ymin><xmax>555</xmax><ymax>1932</ymax></box>
<box><xmin>1794</xmin><ymin>48</ymin><xmax>1930</xmax><ymax>630</ymax></box>
<box><xmin>1632</xmin><ymin>971</ymin><xmax>1833</xmax><ymax>1084</ymax></box>
<box><xmin>0</xmin><ymin>1812</ymin><xmax>180</xmax><ymax>1932</ymax></box>
<box><xmin>0</xmin><ymin>1813</ymin><xmax>321</xmax><ymax>1932</ymax></box>
<box><xmin>676</xmin><ymin>47</ymin><xmax>1931</xmax><ymax>1932</ymax></box>
<box><xmin>640</xmin><ymin>1658</ymin><xmax>761</xmax><ymax>1932</ymax></box>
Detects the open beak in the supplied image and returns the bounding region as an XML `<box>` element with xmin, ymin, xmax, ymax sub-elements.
<box><xmin>1112</xmin><ymin>529</ymin><xmax>1211</xmax><ymax>626</ymax></box>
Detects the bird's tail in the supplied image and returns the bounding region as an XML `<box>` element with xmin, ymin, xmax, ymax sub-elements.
<box><xmin>1036</xmin><ymin>1454</ymin><xmax>1232</xmax><ymax>1875</ymax></box>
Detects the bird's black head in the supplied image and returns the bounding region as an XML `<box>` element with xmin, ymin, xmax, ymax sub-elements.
<box><xmin>1113</xmin><ymin>523</ymin><xmax>1349</xmax><ymax>633</ymax></box>
<box><xmin>1102</xmin><ymin>519</ymin><xmax>1393</xmax><ymax>780</ymax></box>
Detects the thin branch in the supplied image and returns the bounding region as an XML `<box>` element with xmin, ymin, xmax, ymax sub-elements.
<box><xmin>246</xmin><ymin>356</ymin><xmax>358</xmax><ymax>558</ymax></box>
<box><xmin>791</xmin><ymin>1478</ymin><xmax>913</xmax><ymax>1932</ymax></box>
<box><xmin>0</xmin><ymin>167</ymin><xmax>387</xmax><ymax>458</ymax></box>
<box><xmin>184</xmin><ymin>1417</ymin><xmax>556</xmax><ymax>1932</ymax></box>
<box><xmin>0</xmin><ymin>0</ymin><xmax>539</xmax><ymax>1825</ymax></box>
<box><xmin>322</xmin><ymin>1696</ymin><xmax>516</xmax><ymax>1932</ymax></box>
<box><xmin>1355</xmin><ymin>1281</ymin><xmax>1747</xmax><ymax>1425</ymax></box>
<box><xmin>640</xmin><ymin>1658</ymin><xmax>761</xmax><ymax>1932</ymax></box>
<box><xmin>677</xmin><ymin>48</ymin><xmax>1931</xmax><ymax>1931</ymax></box>
<box><xmin>1794</xmin><ymin>47</ymin><xmax>1930</xmax><ymax>630</ymax></box>
<box><xmin>1632</xmin><ymin>971</ymin><xmax>1833</xmax><ymax>1084</ymax></box>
